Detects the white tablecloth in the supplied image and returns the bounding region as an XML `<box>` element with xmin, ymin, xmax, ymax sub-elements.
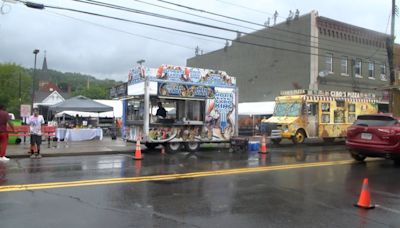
<box><xmin>56</xmin><ymin>128</ymin><xmax>67</xmax><ymax>141</ymax></box>
<box><xmin>63</xmin><ymin>128</ymin><xmax>103</xmax><ymax>141</ymax></box>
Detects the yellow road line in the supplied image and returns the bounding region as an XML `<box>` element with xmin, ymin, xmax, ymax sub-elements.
<box><xmin>0</xmin><ymin>159</ymin><xmax>377</xmax><ymax>192</ymax></box>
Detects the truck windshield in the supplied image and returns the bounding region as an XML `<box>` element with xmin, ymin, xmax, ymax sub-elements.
<box><xmin>273</xmin><ymin>102</ymin><xmax>302</xmax><ymax>117</ymax></box>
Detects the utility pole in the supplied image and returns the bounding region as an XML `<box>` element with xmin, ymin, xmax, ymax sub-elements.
<box><xmin>19</xmin><ymin>72</ymin><xmax>21</xmax><ymax>105</ymax></box>
<box><xmin>32</xmin><ymin>49</ymin><xmax>39</xmax><ymax>109</ymax></box>
<box><xmin>388</xmin><ymin>0</ymin><xmax>399</xmax><ymax>115</ymax></box>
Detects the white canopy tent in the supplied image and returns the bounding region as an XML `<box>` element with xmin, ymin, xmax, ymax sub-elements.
<box><xmin>238</xmin><ymin>102</ymin><xmax>275</xmax><ymax>116</ymax></box>
<box><xmin>54</xmin><ymin>100</ymin><xmax>123</xmax><ymax>118</ymax></box>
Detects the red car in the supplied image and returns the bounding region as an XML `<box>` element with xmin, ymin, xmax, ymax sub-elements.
<box><xmin>346</xmin><ymin>113</ymin><xmax>400</xmax><ymax>162</ymax></box>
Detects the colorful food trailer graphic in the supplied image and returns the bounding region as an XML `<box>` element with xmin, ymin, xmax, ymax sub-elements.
<box><xmin>120</xmin><ymin>65</ymin><xmax>238</xmax><ymax>152</ymax></box>
<box><xmin>262</xmin><ymin>89</ymin><xmax>388</xmax><ymax>144</ymax></box>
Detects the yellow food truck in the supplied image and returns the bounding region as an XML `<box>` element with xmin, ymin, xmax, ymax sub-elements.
<box><xmin>116</xmin><ymin>64</ymin><xmax>238</xmax><ymax>152</ymax></box>
<box><xmin>262</xmin><ymin>89</ymin><xmax>387</xmax><ymax>144</ymax></box>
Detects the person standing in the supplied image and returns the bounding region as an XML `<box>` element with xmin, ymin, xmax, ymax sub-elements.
<box><xmin>156</xmin><ymin>102</ymin><xmax>167</xmax><ymax>118</ymax></box>
<box><xmin>27</xmin><ymin>108</ymin><xmax>45</xmax><ymax>159</ymax></box>
<box><xmin>0</xmin><ymin>104</ymin><xmax>14</xmax><ymax>161</ymax></box>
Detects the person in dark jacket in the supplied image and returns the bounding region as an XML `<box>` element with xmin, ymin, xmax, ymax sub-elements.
<box><xmin>156</xmin><ymin>102</ymin><xmax>167</xmax><ymax>118</ymax></box>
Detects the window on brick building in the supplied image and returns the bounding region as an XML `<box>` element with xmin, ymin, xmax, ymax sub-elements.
<box><xmin>380</xmin><ymin>64</ymin><xmax>387</xmax><ymax>81</ymax></box>
<box><xmin>325</xmin><ymin>53</ymin><xmax>333</xmax><ymax>72</ymax></box>
<box><xmin>355</xmin><ymin>59</ymin><xmax>362</xmax><ymax>77</ymax></box>
<box><xmin>341</xmin><ymin>56</ymin><xmax>348</xmax><ymax>75</ymax></box>
<box><xmin>368</xmin><ymin>62</ymin><xmax>375</xmax><ymax>79</ymax></box>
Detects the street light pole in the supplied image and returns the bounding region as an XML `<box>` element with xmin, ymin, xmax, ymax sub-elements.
<box><xmin>32</xmin><ymin>49</ymin><xmax>39</xmax><ymax>109</ymax></box>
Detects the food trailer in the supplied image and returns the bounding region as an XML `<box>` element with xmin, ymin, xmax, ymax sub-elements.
<box><xmin>118</xmin><ymin>65</ymin><xmax>238</xmax><ymax>152</ymax></box>
<box><xmin>261</xmin><ymin>89</ymin><xmax>388</xmax><ymax>144</ymax></box>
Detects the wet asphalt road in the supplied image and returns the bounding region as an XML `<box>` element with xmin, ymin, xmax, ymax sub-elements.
<box><xmin>1</xmin><ymin>141</ymin><xmax>400</xmax><ymax>228</ymax></box>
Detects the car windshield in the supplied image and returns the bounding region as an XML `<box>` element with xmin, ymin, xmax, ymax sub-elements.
<box><xmin>273</xmin><ymin>102</ymin><xmax>302</xmax><ymax>117</ymax></box>
<box><xmin>354</xmin><ymin>115</ymin><xmax>398</xmax><ymax>126</ymax></box>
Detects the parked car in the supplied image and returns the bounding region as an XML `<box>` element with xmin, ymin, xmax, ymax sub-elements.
<box><xmin>346</xmin><ymin>113</ymin><xmax>400</xmax><ymax>163</ymax></box>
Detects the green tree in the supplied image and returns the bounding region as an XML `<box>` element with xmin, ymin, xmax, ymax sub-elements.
<box><xmin>0</xmin><ymin>63</ymin><xmax>32</xmax><ymax>117</ymax></box>
<box><xmin>0</xmin><ymin>63</ymin><xmax>121</xmax><ymax>116</ymax></box>
<box><xmin>73</xmin><ymin>86</ymin><xmax>108</xmax><ymax>99</ymax></box>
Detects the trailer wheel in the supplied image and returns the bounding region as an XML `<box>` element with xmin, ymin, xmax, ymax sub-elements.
<box><xmin>167</xmin><ymin>142</ymin><xmax>181</xmax><ymax>153</ymax></box>
<box><xmin>271</xmin><ymin>139</ymin><xmax>281</xmax><ymax>145</ymax></box>
<box><xmin>145</xmin><ymin>143</ymin><xmax>159</xmax><ymax>150</ymax></box>
<box><xmin>292</xmin><ymin>129</ymin><xmax>306</xmax><ymax>144</ymax></box>
<box><xmin>185</xmin><ymin>142</ymin><xmax>200</xmax><ymax>152</ymax></box>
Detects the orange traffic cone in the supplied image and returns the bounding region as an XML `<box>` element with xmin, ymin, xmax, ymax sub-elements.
<box><xmin>134</xmin><ymin>139</ymin><xmax>143</xmax><ymax>160</ymax></box>
<box><xmin>161</xmin><ymin>145</ymin><xmax>166</xmax><ymax>155</ymax></box>
<box><xmin>259</xmin><ymin>152</ymin><xmax>267</xmax><ymax>166</ymax></box>
<box><xmin>354</xmin><ymin>178</ymin><xmax>375</xmax><ymax>209</ymax></box>
<box><xmin>259</xmin><ymin>135</ymin><xmax>268</xmax><ymax>154</ymax></box>
<box><xmin>134</xmin><ymin>160</ymin><xmax>142</xmax><ymax>176</ymax></box>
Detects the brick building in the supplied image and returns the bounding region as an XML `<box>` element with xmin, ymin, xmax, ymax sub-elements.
<box><xmin>187</xmin><ymin>11</ymin><xmax>391</xmax><ymax>103</ymax></box>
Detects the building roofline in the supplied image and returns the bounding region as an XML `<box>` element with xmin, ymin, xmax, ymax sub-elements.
<box><xmin>317</xmin><ymin>16</ymin><xmax>389</xmax><ymax>38</ymax></box>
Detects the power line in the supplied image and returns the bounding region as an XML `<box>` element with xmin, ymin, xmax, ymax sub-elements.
<box><xmin>84</xmin><ymin>0</ymin><xmax>390</xmax><ymax>58</ymax></box>
<box><xmin>367</xmin><ymin>12</ymin><xmax>393</xmax><ymax>59</ymax></box>
<box><xmin>156</xmin><ymin>0</ymin><xmax>390</xmax><ymax>55</ymax></box>
<box><xmin>215</xmin><ymin>0</ymin><xmax>276</xmax><ymax>17</ymax></box>
<box><xmin>18</xmin><ymin>0</ymin><xmax>394</xmax><ymax>65</ymax></box>
<box><xmin>69</xmin><ymin>0</ymin><xmax>389</xmax><ymax>61</ymax></box>
<box><xmin>47</xmin><ymin>11</ymin><xmax>196</xmax><ymax>51</ymax></box>
<box><xmin>136</xmin><ymin>0</ymin><xmax>382</xmax><ymax>57</ymax></box>
<box><xmin>131</xmin><ymin>0</ymin><xmax>258</xmax><ymax>31</ymax></box>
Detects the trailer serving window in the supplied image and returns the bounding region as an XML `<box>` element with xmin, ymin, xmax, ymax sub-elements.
<box><xmin>177</xmin><ymin>100</ymin><xmax>204</xmax><ymax>121</ymax></box>
<box><xmin>150</xmin><ymin>99</ymin><xmax>205</xmax><ymax>122</ymax></box>
<box><xmin>127</xmin><ymin>99</ymin><xmax>144</xmax><ymax>121</ymax></box>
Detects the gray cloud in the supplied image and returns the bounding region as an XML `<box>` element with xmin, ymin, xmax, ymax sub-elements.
<box><xmin>0</xmin><ymin>0</ymin><xmax>396</xmax><ymax>82</ymax></box>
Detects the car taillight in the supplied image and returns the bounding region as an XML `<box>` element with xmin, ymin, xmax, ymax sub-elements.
<box><xmin>347</xmin><ymin>126</ymin><xmax>357</xmax><ymax>136</ymax></box>
<box><xmin>377</xmin><ymin>128</ymin><xmax>394</xmax><ymax>134</ymax></box>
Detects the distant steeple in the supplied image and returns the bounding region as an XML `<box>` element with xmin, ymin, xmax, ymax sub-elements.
<box><xmin>42</xmin><ymin>50</ymin><xmax>48</xmax><ymax>71</ymax></box>
<box><xmin>38</xmin><ymin>50</ymin><xmax>50</xmax><ymax>88</ymax></box>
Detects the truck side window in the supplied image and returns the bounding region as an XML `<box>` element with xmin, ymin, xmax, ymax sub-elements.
<box><xmin>348</xmin><ymin>103</ymin><xmax>356</xmax><ymax>123</ymax></box>
<box><xmin>321</xmin><ymin>102</ymin><xmax>330</xmax><ymax>123</ymax></box>
<box><xmin>307</xmin><ymin>103</ymin><xmax>317</xmax><ymax>116</ymax></box>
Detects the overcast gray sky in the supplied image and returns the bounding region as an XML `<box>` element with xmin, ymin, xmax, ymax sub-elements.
<box><xmin>0</xmin><ymin>0</ymin><xmax>397</xmax><ymax>81</ymax></box>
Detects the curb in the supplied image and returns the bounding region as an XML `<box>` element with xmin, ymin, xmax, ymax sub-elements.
<box><xmin>7</xmin><ymin>149</ymin><xmax>134</xmax><ymax>159</ymax></box>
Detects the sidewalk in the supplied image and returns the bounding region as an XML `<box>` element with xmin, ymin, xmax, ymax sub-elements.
<box><xmin>6</xmin><ymin>137</ymin><xmax>135</xmax><ymax>158</ymax></box>
<box><xmin>5</xmin><ymin>136</ymin><xmax>266</xmax><ymax>159</ymax></box>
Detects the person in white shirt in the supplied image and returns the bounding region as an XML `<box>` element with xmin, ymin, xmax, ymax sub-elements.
<box><xmin>27</xmin><ymin>108</ymin><xmax>45</xmax><ymax>158</ymax></box>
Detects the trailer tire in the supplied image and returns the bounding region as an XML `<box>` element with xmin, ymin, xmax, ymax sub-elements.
<box><xmin>145</xmin><ymin>143</ymin><xmax>159</xmax><ymax>150</ymax></box>
<box><xmin>271</xmin><ymin>139</ymin><xmax>281</xmax><ymax>145</ymax></box>
<box><xmin>185</xmin><ymin>142</ymin><xmax>200</xmax><ymax>152</ymax></box>
<box><xmin>167</xmin><ymin>142</ymin><xmax>181</xmax><ymax>153</ymax></box>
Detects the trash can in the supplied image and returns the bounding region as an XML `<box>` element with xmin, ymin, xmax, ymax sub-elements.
<box><xmin>110</xmin><ymin>127</ymin><xmax>117</xmax><ymax>140</ymax></box>
<box><xmin>248</xmin><ymin>141</ymin><xmax>260</xmax><ymax>152</ymax></box>
<box><xmin>8</xmin><ymin>119</ymin><xmax>22</xmax><ymax>145</ymax></box>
